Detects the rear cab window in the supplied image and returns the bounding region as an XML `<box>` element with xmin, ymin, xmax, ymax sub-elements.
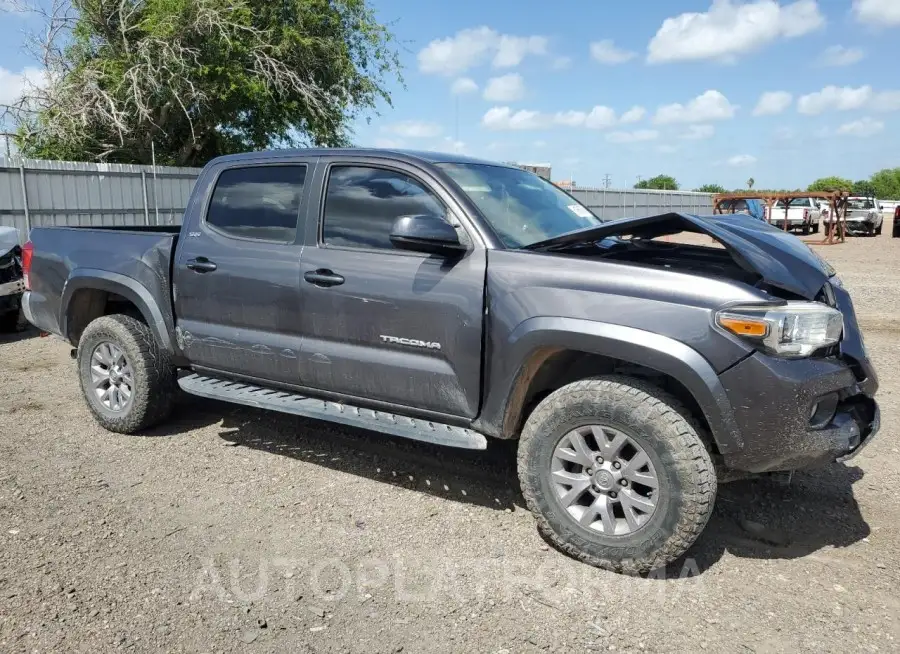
<box><xmin>206</xmin><ymin>166</ymin><xmax>307</xmax><ymax>242</ymax></box>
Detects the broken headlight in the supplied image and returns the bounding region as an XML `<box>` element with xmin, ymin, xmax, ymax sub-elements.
<box><xmin>716</xmin><ymin>302</ymin><xmax>843</xmax><ymax>358</ymax></box>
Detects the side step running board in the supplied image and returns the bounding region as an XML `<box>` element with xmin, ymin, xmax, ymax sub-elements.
<box><xmin>178</xmin><ymin>374</ymin><xmax>488</xmax><ymax>450</ymax></box>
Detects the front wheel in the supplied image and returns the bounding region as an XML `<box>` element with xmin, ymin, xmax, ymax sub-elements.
<box><xmin>77</xmin><ymin>314</ymin><xmax>176</xmax><ymax>433</ymax></box>
<box><xmin>517</xmin><ymin>376</ymin><xmax>716</xmax><ymax>574</ymax></box>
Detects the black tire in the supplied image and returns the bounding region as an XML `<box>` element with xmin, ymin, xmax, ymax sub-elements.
<box><xmin>875</xmin><ymin>223</ymin><xmax>882</xmax><ymax>236</ymax></box>
<box><xmin>0</xmin><ymin>309</ymin><xmax>21</xmax><ymax>333</ymax></box>
<box><xmin>801</xmin><ymin>223</ymin><xmax>810</xmax><ymax>236</ymax></box>
<box><xmin>517</xmin><ymin>376</ymin><xmax>716</xmax><ymax>574</ymax></box>
<box><xmin>77</xmin><ymin>314</ymin><xmax>176</xmax><ymax>433</ymax></box>
<box><xmin>812</xmin><ymin>222</ymin><xmax>820</xmax><ymax>234</ymax></box>
<box><xmin>893</xmin><ymin>224</ymin><xmax>900</xmax><ymax>238</ymax></box>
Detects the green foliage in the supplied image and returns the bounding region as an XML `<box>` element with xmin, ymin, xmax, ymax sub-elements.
<box><xmin>852</xmin><ymin>180</ymin><xmax>876</xmax><ymax>197</ymax></box>
<box><xmin>869</xmin><ymin>168</ymin><xmax>900</xmax><ymax>199</ymax></box>
<box><xmin>635</xmin><ymin>174</ymin><xmax>679</xmax><ymax>190</ymax></box>
<box><xmin>695</xmin><ymin>183</ymin><xmax>726</xmax><ymax>193</ymax></box>
<box><xmin>807</xmin><ymin>176</ymin><xmax>854</xmax><ymax>192</ymax></box>
<box><xmin>15</xmin><ymin>0</ymin><xmax>402</xmax><ymax>166</ymax></box>
<box><xmin>746</xmin><ymin>177</ymin><xmax>755</xmax><ymax>189</ymax></box>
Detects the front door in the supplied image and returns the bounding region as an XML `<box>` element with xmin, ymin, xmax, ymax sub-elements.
<box><xmin>173</xmin><ymin>161</ymin><xmax>312</xmax><ymax>385</ymax></box>
<box><xmin>297</xmin><ymin>160</ymin><xmax>486</xmax><ymax>419</ymax></box>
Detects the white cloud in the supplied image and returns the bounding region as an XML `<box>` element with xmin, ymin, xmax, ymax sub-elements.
<box><xmin>836</xmin><ymin>117</ymin><xmax>884</xmax><ymax>137</ymax></box>
<box><xmin>873</xmin><ymin>90</ymin><xmax>900</xmax><ymax>112</ymax></box>
<box><xmin>853</xmin><ymin>0</ymin><xmax>900</xmax><ymax>26</ymax></box>
<box><xmin>494</xmin><ymin>34</ymin><xmax>548</xmax><ymax>68</ymax></box>
<box><xmin>482</xmin><ymin>107</ymin><xmax>545</xmax><ymax>130</ymax></box>
<box><xmin>584</xmin><ymin>106</ymin><xmax>617</xmax><ymax>129</ymax></box>
<box><xmin>551</xmin><ymin>56</ymin><xmax>572</xmax><ymax>70</ymax></box>
<box><xmin>440</xmin><ymin>136</ymin><xmax>466</xmax><ymax>153</ymax></box>
<box><xmin>0</xmin><ymin>66</ymin><xmax>43</xmax><ymax>107</ymax></box>
<box><xmin>590</xmin><ymin>40</ymin><xmax>637</xmax><ymax>65</ymax></box>
<box><xmin>647</xmin><ymin>0</ymin><xmax>825</xmax><ymax>64</ymax></box>
<box><xmin>753</xmin><ymin>91</ymin><xmax>793</xmax><ymax>116</ymax></box>
<box><xmin>606</xmin><ymin>129</ymin><xmax>659</xmax><ymax>143</ymax></box>
<box><xmin>483</xmin><ymin>73</ymin><xmax>526</xmax><ymax>102</ymax></box>
<box><xmin>450</xmin><ymin>77</ymin><xmax>478</xmax><ymax>95</ymax></box>
<box><xmin>728</xmin><ymin>154</ymin><xmax>757</xmax><ymax>167</ymax></box>
<box><xmin>797</xmin><ymin>85</ymin><xmax>872</xmax><ymax>114</ymax></box>
<box><xmin>819</xmin><ymin>45</ymin><xmax>865</xmax><ymax>67</ymax></box>
<box><xmin>482</xmin><ymin>104</ymin><xmax>620</xmax><ymax>131</ymax></box>
<box><xmin>418</xmin><ymin>27</ymin><xmax>547</xmax><ymax>75</ymax></box>
<box><xmin>680</xmin><ymin>125</ymin><xmax>715</xmax><ymax>140</ymax></box>
<box><xmin>383</xmin><ymin>121</ymin><xmax>442</xmax><ymax>138</ymax></box>
<box><xmin>654</xmin><ymin>90</ymin><xmax>737</xmax><ymax>124</ymax></box>
<box><xmin>619</xmin><ymin>106</ymin><xmax>646</xmax><ymax>124</ymax></box>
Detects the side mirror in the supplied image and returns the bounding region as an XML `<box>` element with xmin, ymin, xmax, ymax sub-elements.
<box><xmin>390</xmin><ymin>214</ymin><xmax>466</xmax><ymax>255</ymax></box>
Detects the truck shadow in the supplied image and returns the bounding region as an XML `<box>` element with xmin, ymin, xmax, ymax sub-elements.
<box><xmin>666</xmin><ymin>464</ymin><xmax>870</xmax><ymax>576</ymax></box>
<box><xmin>153</xmin><ymin>396</ymin><xmax>871</xmax><ymax>574</ymax></box>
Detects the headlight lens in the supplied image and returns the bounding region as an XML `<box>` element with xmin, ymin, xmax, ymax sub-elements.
<box><xmin>716</xmin><ymin>302</ymin><xmax>843</xmax><ymax>358</ymax></box>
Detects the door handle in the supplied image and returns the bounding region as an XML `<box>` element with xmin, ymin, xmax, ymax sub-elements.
<box><xmin>186</xmin><ymin>257</ymin><xmax>217</xmax><ymax>273</ymax></box>
<box><xmin>304</xmin><ymin>269</ymin><xmax>345</xmax><ymax>287</ymax></box>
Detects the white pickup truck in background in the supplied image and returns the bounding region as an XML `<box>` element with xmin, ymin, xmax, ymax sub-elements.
<box><xmin>824</xmin><ymin>197</ymin><xmax>884</xmax><ymax>236</ymax></box>
<box><xmin>766</xmin><ymin>197</ymin><xmax>822</xmax><ymax>234</ymax></box>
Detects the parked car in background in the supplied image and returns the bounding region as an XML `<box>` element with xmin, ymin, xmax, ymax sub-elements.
<box><xmin>0</xmin><ymin>226</ymin><xmax>25</xmax><ymax>332</ymax></box>
<box><xmin>892</xmin><ymin>204</ymin><xmax>900</xmax><ymax>238</ymax></box>
<box><xmin>825</xmin><ymin>197</ymin><xmax>883</xmax><ymax>236</ymax></box>
<box><xmin>767</xmin><ymin>197</ymin><xmax>821</xmax><ymax>234</ymax></box>
<box><xmin>21</xmin><ymin>149</ymin><xmax>880</xmax><ymax>573</ymax></box>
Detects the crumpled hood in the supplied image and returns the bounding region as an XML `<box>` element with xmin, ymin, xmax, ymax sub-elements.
<box><xmin>525</xmin><ymin>212</ymin><xmax>834</xmax><ymax>299</ymax></box>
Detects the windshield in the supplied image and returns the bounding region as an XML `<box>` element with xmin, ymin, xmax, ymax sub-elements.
<box><xmin>847</xmin><ymin>198</ymin><xmax>875</xmax><ymax>210</ymax></box>
<box><xmin>437</xmin><ymin>163</ymin><xmax>601</xmax><ymax>247</ymax></box>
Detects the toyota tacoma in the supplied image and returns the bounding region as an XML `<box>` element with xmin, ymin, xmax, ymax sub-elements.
<box><xmin>21</xmin><ymin>149</ymin><xmax>879</xmax><ymax>573</ymax></box>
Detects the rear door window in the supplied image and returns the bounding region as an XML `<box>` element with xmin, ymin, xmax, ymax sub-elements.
<box><xmin>207</xmin><ymin>166</ymin><xmax>307</xmax><ymax>242</ymax></box>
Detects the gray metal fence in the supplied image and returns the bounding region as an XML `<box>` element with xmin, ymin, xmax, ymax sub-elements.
<box><xmin>0</xmin><ymin>157</ymin><xmax>201</xmax><ymax>243</ymax></box>
<box><xmin>0</xmin><ymin>157</ymin><xmax>716</xmax><ymax>244</ymax></box>
<box><xmin>569</xmin><ymin>187</ymin><xmax>714</xmax><ymax>221</ymax></box>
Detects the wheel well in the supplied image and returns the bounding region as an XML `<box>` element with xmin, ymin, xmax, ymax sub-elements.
<box><xmin>504</xmin><ymin>349</ymin><xmax>715</xmax><ymax>451</ymax></box>
<box><xmin>66</xmin><ymin>288</ymin><xmax>147</xmax><ymax>345</ymax></box>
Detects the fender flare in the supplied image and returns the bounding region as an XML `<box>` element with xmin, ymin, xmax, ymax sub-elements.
<box><xmin>480</xmin><ymin>317</ymin><xmax>742</xmax><ymax>453</ymax></box>
<box><xmin>60</xmin><ymin>269</ymin><xmax>176</xmax><ymax>355</ymax></box>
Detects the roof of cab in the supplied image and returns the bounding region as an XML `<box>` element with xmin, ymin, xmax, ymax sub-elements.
<box><xmin>209</xmin><ymin>148</ymin><xmax>517</xmax><ymax>169</ymax></box>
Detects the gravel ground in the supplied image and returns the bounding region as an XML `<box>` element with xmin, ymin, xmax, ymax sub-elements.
<box><xmin>1</xmin><ymin>233</ymin><xmax>899</xmax><ymax>653</ymax></box>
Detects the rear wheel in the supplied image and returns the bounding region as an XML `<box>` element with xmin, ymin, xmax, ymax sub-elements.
<box><xmin>875</xmin><ymin>223</ymin><xmax>882</xmax><ymax>236</ymax></box>
<box><xmin>517</xmin><ymin>376</ymin><xmax>716</xmax><ymax>574</ymax></box>
<box><xmin>77</xmin><ymin>314</ymin><xmax>176</xmax><ymax>433</ymax></box>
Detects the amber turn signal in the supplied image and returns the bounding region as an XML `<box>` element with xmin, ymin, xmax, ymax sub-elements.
<box><xmin>718</xmin><ymin>316</ymin><xmax>768</xmax><ymax>337</ymax></box>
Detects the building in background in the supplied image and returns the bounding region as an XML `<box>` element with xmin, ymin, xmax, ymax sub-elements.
<box><xmin>508</xmin><ymin>162</ymin><xmax>551</xmax><ymax>181</ymax></box>
<box><xmin>555</xmin><ymin>179</ymin><xmax>576</xmax><ymax>190</ymax></box>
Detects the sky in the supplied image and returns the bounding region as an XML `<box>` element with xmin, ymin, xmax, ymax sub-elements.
<box><xmin>1</xmin><ymin>0</ymin><xmax>899</xmax><ymax>190</ymax></box>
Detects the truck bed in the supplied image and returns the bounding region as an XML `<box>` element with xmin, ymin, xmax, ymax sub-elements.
<box><xmin>24</xmin><ymin>225</ymin><xmax>179</xmax><ymax>344</ymax></box>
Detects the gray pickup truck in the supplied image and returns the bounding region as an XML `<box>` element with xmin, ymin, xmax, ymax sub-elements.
<box><xmin>22</xmin><ymin>149</ymin><xmax>879</xmax><ymax>573</ymax></box>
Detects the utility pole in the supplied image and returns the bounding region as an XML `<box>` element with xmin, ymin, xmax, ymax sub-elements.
<box><xmin>602</xmin><ymin>174</ymin><xmax>612</xmax><ymax>189</ymax></box>
<box><xmin>636</xmin><ymin>175</ymin><xmax>643</xmax><ymax>186</ymax></box>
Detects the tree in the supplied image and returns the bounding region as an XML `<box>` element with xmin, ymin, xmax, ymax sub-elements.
<box><xmin>635</xmin><ymin>174</ymin><xmax>679</xmax><ymax>190</ymax></box>
<box><xmin>3</xmin><ymin>0</ymin><xmax>401</xmax><ymax>166</ymax></box>
<box><xmin>852</xmin><ymin>180</ymin><xmax>876</xmax><ymax>197</ymax></box>
<box><xmin>746</xmin><ymin>177</ymin><xmax>755</xmax><ymax>189</ymax></box>
<box><xmin>695</xmin><ymin>183</ymin><xmax>726</xmax><ymax>194</ymax></box>
<box><xmin>869</xmin><ymin>168</ymin><xmax>900</xmax><ymax>199</ymax></box>
<box><xmin>808</xmin><ymin>176</ymin><xmax>853</xmax><ymax>192</ymax></box>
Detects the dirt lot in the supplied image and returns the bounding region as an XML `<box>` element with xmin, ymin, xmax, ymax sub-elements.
<box><xmin>1</xmin><ymin>233</ymin><xmax>898</xmax><ymax>654</ymax></box>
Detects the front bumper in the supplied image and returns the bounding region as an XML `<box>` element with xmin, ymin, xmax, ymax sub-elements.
<box><xmin>0</xmin><ymin>278</ymin><xmax>24</xmax><ymax>314</ymax></box>
<box><xmin>717</xmin><ymin>280</ymin><xmax>878</xmax><ymax>473</ymax></box>
<box><xmin>718</xmin><ymin>353</ymin><xmax>879</xmax><ymax>473</ymax></box>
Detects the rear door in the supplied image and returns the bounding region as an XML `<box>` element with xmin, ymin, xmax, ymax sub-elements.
<box><xmin>296</xmin><ymin>157</ymin><xmax>486</xmax><ymax>419</ymax></box>
<box><xmin>173</xmin><ymin>158</ymin><xmax>314</xmax><ymax>384</ymax></box>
